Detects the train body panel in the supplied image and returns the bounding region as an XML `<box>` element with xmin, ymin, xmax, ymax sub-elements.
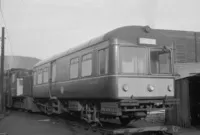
<box><xmin>33</xmin><ymin>75</ymin><xmax>174</xmax><ymax>99</ymax></box>
<box><xmin>50</xmin><ymin>76</ymin><xmax>117</xmax><ymax>99</ymax></box>
<box><xmin>33</xmin><ymin>84</ymin><xmax>49</xmax><ymax>98</ymax></box>
<box><xmin>117</xmin><ymin>76</ymin><xmax>174</xmax><ymax>98</ymax></box>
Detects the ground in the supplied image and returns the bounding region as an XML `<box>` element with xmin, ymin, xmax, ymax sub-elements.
<box><xmin>1</xmin><ymin>110</ymin><xmax>200</xmax><ymax>135</ymax></box>
<box><xmin>177</xmin><ymin>127</ymin><xmax>200</xmax><ymax>135</ymax></box>
<box><xmin>0</xmin><ymin>111</ymin><xmax>100</xmax><ymax>135</ymax></box>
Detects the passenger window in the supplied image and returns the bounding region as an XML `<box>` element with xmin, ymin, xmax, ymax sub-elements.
<box><xmin>19</xmin><ymin>78</ymin><xmax>23</xmax><ymax>85</ymax></box>
<box><xmin>33</xmin><ymin>71</ymin><xmax>37</xmax><ymax>85</ymax></box>
<box><xmin>70</xmin><ymin>57</ymin><xmax>79</xmax><ymax>79</ymax></box>
<box><xmin>43</xmin><ymin>68</ymin><xmax>49</xmax><ymax>83</ymax></box>
<box><xmin>37</xmin><ymin>69</ymin><xmax>43</xmax><ymax>84</ymax></box>
<box><xmin>81</xmin><ymin>53</ymin><xmax>92</xmax><ymax>77</ymax></box>
<box><xmin>98</xmin><ymin>48</ymin><xmax>109</xmax><ymax>75</ymax></box>
<box><xmin>37</xmin><ymin>70</ymin><xmax>39</xmax><ymax>84</ymax></box>
<box><xmin>12</xmin><ymin>74</ymin><xmax>16</xmax><ymax>83</ymax></box>
<box><xmin>52</xmin><ymin>62</ymin><xmax>56</xmax><ymax>82</ymax></box>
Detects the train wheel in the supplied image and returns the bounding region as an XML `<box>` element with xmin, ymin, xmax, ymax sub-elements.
<box><xmin>119</xmin><ymin>117</ymin><xmax>131</xmax><ymax>126</ymax></box>
<box><xmin>45</xmin><ymin>103</ymin><xmax>53</xmax><ymax>116</ymax></box>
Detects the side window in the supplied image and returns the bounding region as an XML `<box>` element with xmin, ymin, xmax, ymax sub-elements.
<box><xmin>33</xmin><ymin>71</ymin><xmax>37</xmax><ymax>85</ymax></box>
<box><xmin>12</xmin><ymin>74</ymin><xmax>16</xmax><ymax>83</ymax></box>
<box><xmin>81</xmin><ymin>53</ymin><xmax>92</xmax><ymax>77</ymax></box>
<box><xmin>52</xmin><ymin>62</ymin><xmax>56</xmax><ymax>82</ymax></box>
<box><xmin>98</xmin><ymin>48</ymin><xmax>109</xmax><ymax>75</ymax></box>
<box><xmin>43</xmin><ymin>68</ymin><xmax>49</xmax><ymax>83</ymax></box>
<box><xmin>37</xmin><ymin>69</ymin><xmax>42</xmax><ymax>84</ymax></box>
<box><xmin>70</xmin><ymin>57</ymin><xmax>79</xmax><ymax>79</ymax></box>
<box><xmin>37</xmin><ymin>70</ymin><xmax>40</xmax><ymax>84</ymax></box>
<box><xmin>19</xmin><ymin>78</ymin><xmax>23</xmax><ymax>86</ymax></box>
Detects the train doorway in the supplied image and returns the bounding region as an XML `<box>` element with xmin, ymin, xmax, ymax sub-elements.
<box><xmin>49</xmin><ymin>61</ymin><xmax>56</xmax><ymax>98</ymax></box>
<box><xmin>189</xmin><ymin>76</ymin><xmax>200</xmax><ymax>126</ymax></box>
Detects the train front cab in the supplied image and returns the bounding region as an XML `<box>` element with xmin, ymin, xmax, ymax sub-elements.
<box><xmin>101</xmin><ymin>29</ymin><xmax>179</xmax><ymax>124</ymax></box>
<box><xmin>116</xmin><ymin>43</ymin><xmax>177</xmax><ymax>100</ymax></box>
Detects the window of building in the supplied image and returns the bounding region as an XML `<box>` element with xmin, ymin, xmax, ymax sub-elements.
<box><xmin>43</xmin><ymin>67</ymin><xmax>49</xmax><ymax>83</ymax></box>
<box><xmin>81</xmin><ymin>53</ymin><xmax>92</xmax><ymax>77</ymax></box>
<box><xmin>37</xmin><ymin>69</ymin><xmax>43</xmax><ymax>84</ymax></box>
<box><xmin>98</xmin><ymin>48</ymin><xmax>109</xmax><ymax>75</ymax></box>
<box><xmin>70</xmin><ymin>57</ymin><xmax>79</xmax><ymax>79</ymax></box>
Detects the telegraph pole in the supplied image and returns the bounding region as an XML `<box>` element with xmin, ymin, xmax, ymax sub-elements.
<box><xmin>0</xmin><ymin>27</ymin><xmax>5</xmax><ymax>114</ymax></box>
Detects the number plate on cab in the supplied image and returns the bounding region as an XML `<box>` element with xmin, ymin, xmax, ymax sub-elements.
<box><xmin>101</xmin><ymin>102</ymin><xmax>122</xmax><ymax>116</ymax></box>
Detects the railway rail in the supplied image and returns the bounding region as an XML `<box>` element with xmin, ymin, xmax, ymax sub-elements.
<box><xmin>48</xmin><ymin>111</ymin><xmax>180</xmax><ymax>135</ymax></box>
<box><xmin>3</xmin><ymin>107</ymin><xmax>180</xmax><ymax>135</ymax></box>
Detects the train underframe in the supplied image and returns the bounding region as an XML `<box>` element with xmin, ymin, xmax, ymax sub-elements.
<box><xmin>8</xmin><ymin>96</ymin><xmax>179</xmax><ymax>126</ymax></box>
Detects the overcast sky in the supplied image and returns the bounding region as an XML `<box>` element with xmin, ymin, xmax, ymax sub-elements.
<box><xmin>1</xmin><ymin>0</ymin><xmax>200</xmax><ymax>60</ymax></box>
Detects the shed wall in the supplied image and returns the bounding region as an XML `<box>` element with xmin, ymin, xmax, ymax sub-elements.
<box><xmin>158</xmin><ymin>30</ymin><xmax>196</xmax><ymax>63</ymax></box>
<box><xmin>166</xmin><ymin>78</ymin><xmax>191</xmax><ymax>127</ymax></box>
<box><xmin>195</xmin><ymin>32</ymin><xmax>200</xmax><ymax>62</ymax></box>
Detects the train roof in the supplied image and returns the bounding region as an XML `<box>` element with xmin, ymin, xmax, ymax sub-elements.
<box><xmin>6</xmin><ymin>68</ymin><xmax>31</xmax><ymax>72</ymax></box>
<box><xmin>34</xmin><ymin>25</ymin><xmax>173</xmax><ymax>67</ymax></box>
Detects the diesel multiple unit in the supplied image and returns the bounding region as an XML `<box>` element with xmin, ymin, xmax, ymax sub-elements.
<box><xmin>5</xmin><ymin>25</ymin><xmax>179</xmax><ymax>126</ymax></box>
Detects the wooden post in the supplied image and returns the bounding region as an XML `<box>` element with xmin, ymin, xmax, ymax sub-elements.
<box><xmin>0</xmin><ymin>27</ymin><xmax>5</xmax><ymax>114</ymax></box>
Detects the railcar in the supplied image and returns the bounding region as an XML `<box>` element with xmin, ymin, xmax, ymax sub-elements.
<box><xmin>4</xmin><ymin>68</ymin><xmax>34</xmax><ymax>109</ymax></box>
<box><xmin>12</xmin><ymin>25</ymin><xmax>179</xmax><ymax>126</ymax></box>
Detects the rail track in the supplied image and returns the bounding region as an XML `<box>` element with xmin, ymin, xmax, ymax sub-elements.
<box><xmin>10</xmin><ymin>108</ymin><xmax>180</xmax><ymax>135</ymax></box>
<box><xmin>49</xmin><ymin>111</ymin><xmax>179</xmax><ymax>135</ymax></box>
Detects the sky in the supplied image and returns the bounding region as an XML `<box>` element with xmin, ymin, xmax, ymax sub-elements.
<box><xmin>1</xmin><ymin>0</ymin><xmax>200</xmax><ymax>60</ymax></box>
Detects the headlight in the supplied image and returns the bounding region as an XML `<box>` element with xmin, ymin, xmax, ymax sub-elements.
<box><xmin>147</xmin><ymin>84</ymin><xmax>155</xmax><ymax>92</ymax></box>
<box><xmin>168</xmin><ymin>85</ymin><xmax>173</xmax><ymax>92</ymax></box>
<box><xmin>122</xmin><ymin>84</ymin><xmax>129</xmax><ymax>92</ymax></box>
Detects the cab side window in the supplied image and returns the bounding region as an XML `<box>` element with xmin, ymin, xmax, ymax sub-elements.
<box><xmin>81</xmin><ymin>53</ymin><xmax>92</xmax><ymax>77</ymax></box>
<box><xmin>98</xmin><ymin>48</ymin><xmax>109</xmax><ymax>75</ymax></box>
<box><xmin>70</xmin><ymin>57</ymin><xmax>79</xmax><ymax>79</ymax></box>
